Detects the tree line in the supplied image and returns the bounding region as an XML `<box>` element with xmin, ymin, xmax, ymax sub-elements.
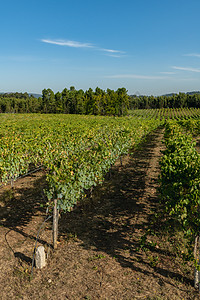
<box><xmin>0</xmin><ymin>87</ymin><xmax>129</xmax><ymax>116</ymax></box>
<box><xmin>1</xmin><ymin>89</ymin><xmax>200</xmax><ymax>115</ymax></box>
<box><xmin>130</xmin><ymin>92</ymin><xmax>200</xmax><ymax>109</ymax></box>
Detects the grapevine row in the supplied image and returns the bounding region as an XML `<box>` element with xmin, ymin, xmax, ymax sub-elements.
<box><xmin>159</xmin><ymin>120</ymin><xmax>200</xmax><ymax>266</ymax></box>
<box><xmin>129</xmin><ymin>107</ymin><xmax>200</xmax><ymax>120</ymax></box>
<box><xmin>0</xmin><ymin>114</ymin><xmax>161</xmax><ymax>212</ymax></box>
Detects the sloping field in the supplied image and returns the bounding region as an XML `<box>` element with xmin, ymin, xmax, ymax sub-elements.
<box><xmin>0</xmin><ymin>127</ymin><xmax>199</xmax><ymax>299</ymax></box>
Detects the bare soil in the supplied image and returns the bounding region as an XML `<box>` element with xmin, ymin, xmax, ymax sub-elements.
<box><xmin>0</xmin><ymin>128</ymin><xmax>199</xmax><ymax>300</ymax></box>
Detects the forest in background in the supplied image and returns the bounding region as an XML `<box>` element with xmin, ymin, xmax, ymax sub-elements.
<box><xmin>129</xmin><ymin>92</ymin><xmax>200</xmax><ymax>109</ymax></box>
<box><xmin>1</xmin><ymin>87</ymin><xmax>200</xmax><ymax>115</ymax></box>
<box><xmin>0</xmin><ymin>87</ymin><xmax>129</xmax><ymax>116</ymax></box>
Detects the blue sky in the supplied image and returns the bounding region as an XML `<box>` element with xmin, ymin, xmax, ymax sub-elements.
<box><xmin>1</xmin><ymin>0</ymin><xmax>200</xmax><ymax>95</ymax></box>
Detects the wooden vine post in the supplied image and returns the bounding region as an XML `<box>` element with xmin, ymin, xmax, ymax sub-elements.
<box><xmin>53</xmin><ymin>199</ymin><xmax>59</xmax><ymax>249</ymax></box>
<box><xmin>194</xmin><ymin>236</ymin><xmax>200</xmax><ymax>289</ymax></box>
<box><xmin>120</xmin><ymin>156</ymin><xmax>123</xmax><ymax>167</ymax></box>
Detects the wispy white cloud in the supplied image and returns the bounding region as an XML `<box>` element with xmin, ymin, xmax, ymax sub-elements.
<box><xmin>172</xmin><ymin>66</ymin><xmax>200</xmax><ymax>73</ymax></box>
<box><xmin>105</xmin><ymin>54</ymin><xmax>123</xmax><ymax>58</ymax></box>
<box><xmin>106</xmin><ymin>74</ymin><xmax>168</xmax><ymax>80</ymax></box>
<box><xmin>100</xmin><ymin>48</ymin><xmax>125</xmax><ymax>54</ymax></box>
<box><xmin>41</xmin><ymin>39</ymin><xmax>93</xmax><ymax>48</ymax></box>
<box><xmin>41</xmin><ymin>38</ymin><xmax>125</xmax><ymax>57</ymax></box>
<box><xmin>160</xmin><ymin>71</ymin><xmax>176</xmax><ymax>75</ymax></box>
<box><xmin>184</xmin><ymin>53</ymin><xmax>200</xmax><ymax>58</ymax></box>
<box><xmin>106</xmin><ymin>74</ymin><xmax>198</xmax><ymax>82</ymax></box>
<box><xmin>100</xmin><ymin>48</ymin><xmax>126</xmax><ymax>58</ymax></box>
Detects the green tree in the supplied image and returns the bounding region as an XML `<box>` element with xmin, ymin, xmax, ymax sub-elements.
<box><xmin>42</xmin><ymin>88</ymin><xmax>56</xmax><ymax>113</ymax></box>
<box><xmin>55</xmin><ymin>92</ymin><xmax>63</xmax><ymax>113</ymax></box>
<box><xmin>116</xmin><ymin>87</ymin><xmax>129</xmax><ymax>116</ymax></box>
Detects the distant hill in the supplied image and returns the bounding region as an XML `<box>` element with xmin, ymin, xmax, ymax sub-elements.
<box><xmin>186</xmin><ymin>91</ymin><xmax>200</xmax><ymax>95</ymax></box>
<box><xmin>162</xmin><ymin>93</ymin><xmax>177</xmax><ymax>97</ymax></box>
<box><xmin>129</xmin><ymin>94</ymin><xmax>144</xmax><ymax>98</ymax></box>
<box><xmin>130</xmin><ymin>91</ymin><xmax>200</xmax><ymax>98</ymax></box>
<box><xmin>28</xmin><ymin>93</ymin><xmax>42</xmax><ymax>98</ymax></box>
<box><xmin>0</xmin><ymin>92</ymin><xmax>42</xmax><ymax>98</ymax></box>
<box><xmin>163</xmin><ymin>91</ymin><xmax>200</xmax><ymax>97</ymax></box>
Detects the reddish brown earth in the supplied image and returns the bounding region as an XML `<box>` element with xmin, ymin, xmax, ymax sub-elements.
<box><xmin>0</xmin><ymin>128</ymin><xmax>199</xmax><ymax>299</ymax></box>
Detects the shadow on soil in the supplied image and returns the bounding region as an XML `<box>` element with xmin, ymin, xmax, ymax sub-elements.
<box><xmin>0</xmin><ymin>129</ymin><xmax>193</xmax><ymax>287</ymax></box>
<box><xmin>0</xmin><ymin>173</ymin><xmax>48</xmax><ymax>249</ymax></box>
<box><xmin>14</xmin><ymin>252</ymin><xmax>32</xmax><ymax>264</ymax></box>
<box><xmin>58</xmin><ymin>128</ymin><xmax>193</xmax><ymax>287</ymax></box>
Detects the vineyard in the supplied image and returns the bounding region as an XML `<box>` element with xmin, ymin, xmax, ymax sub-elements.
<box><xmin>1</xmin><ymin>108</ymin><xmax>200</xmax><ymax>299</ymax></box>
<box><xmin>0</xmin><ymin>114</ymin><xmax>161</xmax><ymax>208</ymax></box>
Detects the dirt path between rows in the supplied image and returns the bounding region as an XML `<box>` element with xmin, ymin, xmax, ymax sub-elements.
<box><xmin>0</xmin><ymin>128</ymin><xmax>199</xmax><ymax>299</ymax></box>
